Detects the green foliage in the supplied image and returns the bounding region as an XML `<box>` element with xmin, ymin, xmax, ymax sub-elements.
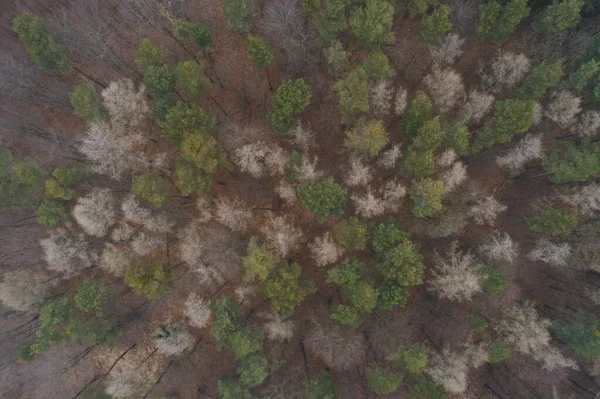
<box><xmin>298</xmin><ymin>177</ymin><xmax>348</xmax><ymax>221</ymax></box>
<box><xmin>270</xmin><ymin>79</ymin><xmax>312</xmax><ymax>135</ymax></box>
<box><xmin>533</xmin><ymin>0</ymin><xmax>583</xmax><ymax>35</ymax></box>
<box><xmin>488</xmin><ymin>341</ymin><xmax>512</xmax><ymax>363</ymax></box>
<box><xmin>306</xmin><ymin>372</ymin><xmax>338</xmax><ymax>399</ymax></box>
<box><xmin>402</xmin><ymin>147</ymin><xmax>435</xmax><ymax>178</ymax></box>
<box><xmin>324</xmin><ymin>41</ymin><xmax>349</xmax><ymax>77</ymax></box>
<box><xmin>408</xmin><ymin>0</ymin><xmax>439</xmax><ymax>16</ymax></box>
<box><xmin>160</xmin><ymin>102</ymin><xmax>217</xmax><ymax>146</ymax></box>
<box><xmin>237</xmin><ymin>353</ymin><xmax>269</xmax><ymax>386</ymax></box>
<box><xmin>222</xmin><ymin>0</ymin><xmax>253</xmax><ymax>34</ymax></box>
<box><xmin>12</xmin><ymin>13</ymin><xmax>71</xmax><ymax>74</ymax></box>
<box><xmin>372</xmin><ymin>219</ymin><xmax>409</xmax><ymax>254</ymax></box>
<box><xmin>302</xmin><ymin>0</ymin><xmax>322</xmax><ymax>14</ymax></box>
<box><xmin>404</xmin><ymin>91</ymin><xmax>433</xmax><ymax>136</ymax></box>
<box><xmin>542</xmin><ymin>139</ymin><xmax>600</xmax><ymax>184</ymax></box>
<box><xmin>74</xmin><ymin>280</ymin><xmax>111</xmax><ymax>316</ymax></box>
<box><xmin>339</xmin><ymin>217</ymin><xmax>368</xmax><ymax>251</ymax></box>
<box><xmin>410</xmin><ymin>375</ymin><xmax>450</xmax><ymax>399</ymax></box>
<box><xmin>45</xmin><ymin>179</ymin><xmax>76</xmax><ymax>201</ymax></box>
<box><xmin>218</xmin><ymin>378</ymin><xmax>254</xmax><ymax>399</ymax></box>
<box><xmin>377</xmin><ymin>238</ymin><xmax>425</xmax><ymax>286</ymax></box>
<box><xmin>480</xmin><ymin>264</ymin><xmax>510</xmax><ymax>294</ymax></box>
<box><xmin>335</xmin><ymin>67</ymin><xmax>371</xmax><ymax>125</ymax></box>
<box><xmin>596</xmin><ymin>82</ymin><xmax>600</xmax><ymax>104</ymax></box>
<box><xmin>13</xmin><ymin>158</ymin><xmax>45</xmax><ymax>187</ymax></box>
<box><xmin>248</xmin><ymin>36</ymin><xmax>273</xmax><ymax>68</ymax></box>
<box><xmin>69</xmin><ymin>82</ymin><xmax>105</xmax><ymax>122</ymax></box>
<box><xmin>0</xmin><ymin>151</ymin><xmax>44</xmax><ymax>208</ymax></box>
<box><xmin>584</xmin><ymin>34</ymin><xmax>600</xmax><ymax>63</ymax></box>
<box><xmin>175</xmin><ymin>60</ymin><xmax>211</xmax><ymax>101</ymax></box>
<box><xmin>414</xmin><ymin>117</ymin><xmax>443</xmax><ymax>151</ymax></box>
<box><xmin>180</xmin><ymin>132</ymin><xmax>229</xmax><ymax>179</ymax></box>
<box><xmin>154</xmin><ymin>97</ymin><xmax>175</xmax><ymax>121</ymax></box>
<box><xmin>316</xmin><ymin>0</ymin><xmax>348</xmax><ymax>45</ymax></box>
<box><xmin>360</xmin><ymin>52</ymin><xmax>395</xmax><ymax>80</ymax></box>
<box><xmin>570</xmin><ymin>60</ymin><xmax>599</xmax><ymax>92</ymax></box>
<box><xmin>242</xmin><ymin>236</ymin><xmax>276</xmax><ymax>282</ymax></box>
<box><xmin>136</xmin><ymin>38</ymin><xmax>167</xmax><ymax>67</ymax></box>
<box><xmin>419</xmin><ymin>4</ymin><xmax>452</xmax><ymax>43</ymax></box>
<box><xmin>518</xmin><ymin>61</ymin><xmax>564</xmax><ymax>100</ymax></box>
<box><xmin>554</xmin><ymin>309</ymin><xmax>600</xmax><ymax>359</ymax></box>
<box><xmin>174</xmin><ymin>158</ymin><xmax>212</xmax><ymax>196</ymax></box>
<box><xmin>469</xmin><ymin>314</ymin><xmax>488</xmax><ymax>333</ymax></box>
<box><xmin>327</xmin><ymin>258</ymin><xmax>365</xmax><ymax>286</ymax></box>
<box><xmin>52</xmin><ymin>167</ymin><xmax>88</xmax><ymax>186</ymax></box>
<box><xmin>525</xmin><ymin>206</ymin><xmax>578</xmax><ymax>235</ymax></box>
<box><xmin>132</xmin><ymin>173</ymin><xmax>171</xmax><ymax>207</ymax></box>
<box><xmin>475</xmin><ymin>99</ymin><xmax>534</xmax><ymax>150</ymax></box>
<box><xmin>444</xmin><ymin>123</ymin><xmax>470</xmax><ymax>155</ymax></box>
<box><xmin>144</xmin><ymin>65</ymin><xmax>174</xmax><ymax>98</ymax></box>
<box><xmin>391</xmin><ymin>344</ymin><xmax>429</xmax><ymax>374</ymax></box>
<box><xmin>284</xmin><ymin>150</ymin><xmax>303</xmax><ymax>182</ymax></box>
<box><xmin>344</xmin><ymin>118</ymin><xmax>389</xmax><ymax>158</ymax></box>
<box><xmin>174</xmin><ymin>19</ymin><xmax>213</xmax><ymax>47</ymax></box>
<box><xmin>124</xmin><ymin>263</ymin><xmax>174</xmax><ymax>302</ymax></box>
<box><xmin>349</xmin><ymin>0</ymin><xmax>395</xmax><ymax>50</ymax></box>
<box><xmin>367</xmin><ymin>365</ymin><xmax>404</xmax><ymax>394</ymax></box>
<box><xmin>410</xmin><ymin>178</ymin><xmax>445</xmax><ymax>218</ymax></box>
<box><xmin>212</xmin><ymin>296</ymin><xmax>264</xmax><ymax>358</ymax></box>
<box><xmin>264</xmin><ymin>262</ymin><xmax>316</xmax><ymax>312</ymax></box>
<box><xmin>476</xmin><ymin>0</ymin><xmax>530</xmax><ymax>42</ymax></box>
<box><xmin>36</xmin><ymin>199</ymin><xmax>68</xmax><ymax>228</ymax></box>
<box><xmin>331</xmin><ymin>304</ymin><xmax>362</xmax><ymax>326</ymax></box>
<box><xmin>378</xmin><ymin>279</ymin><xmax>409</xmax><ymax>308</ymax></box>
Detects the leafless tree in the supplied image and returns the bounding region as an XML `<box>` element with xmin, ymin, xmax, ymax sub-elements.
<box><xmin>100</xmin><ymin>244</ymin><xmax>133</xmax><ymax>277</ymax></box>
<box><xmin>344</xmin><ymin>158</ymin><xmax>373</xmax><ymax>187</ymax></box>
<box><xmin>545</xmin><ymin>90</ymin><xmax>582</xmax><ymax>128</ymax></box>
<box><xmin>352</xmin><ymin>188</ymin><xmax>386</xmax><ymax>218</ymax></box>
<box><xmin>112</xmin><ymin>221</ymin><xmax>137</xmax><ymax>242</ymax></box>
<box><xmin>377</xmin><ymin>144</ymin><xmax>402</xmax><ymax>169</ymax></box>
<box><xmin>469</xmin><ymin>196</ymin><xmax>507</xmax><ymax>225</ymax></box>
<box><xmin>424</xmin><ymin>68</ymin><xmax>465</xmax><ymax>113</ymax></box>
<box><xmin>73</xmin><ymin>188</ymin><xmax>117</xmax><ymax>237</ymax></box>
<box><xmin>40</xmin><ymin>229</ymin><xmax>94</xmax><ymax>276</ymax></box>
<box><xmin>370</xmin><ymin>79</ymin><xmax>394</xmax><ymax>116</ymax></box>
<box><xmin>0</xmin><ymin>268</ymin><xmax>53</xmax><ymax>312</ymax></box>
<box><xmin>309</xmin><ymin>232</ymin><xmax>344</xmax><ymax>267</ymax></box>
<box><xmin>234</xmin><ymin>142</ymin><xmax>267</xmax><ymax>178</ymax></box>
<box><xmin>154</xmin><ymin>320</ymin><xmax>195</xmax><ymax>356</ymax></box>
<box><xmin>426</xmin><ymin>350</ymin><xmax>469</xmax><ymax>394</ymax></box>
<box><xmin>440</xmin><ymin>162</ymin><xmax>467</xmax><ymax>193</ymax></box>
<box><xmin>235</xmin><ymin>285</ymin><xmax>257</xmax><ymax>303</ymax></box>
<box><xmin>262</xmin><ymin>312</ymin><xmax>295</xmax><ymax>341</ymax></box>
<box><xmin>482</xmin><ymin>53</ymin><xmax>531</xmax><ymax>92</ymax></box>
<box><xmin>215</xmin><ymin>198</ymin><xmax>252</xmax><ymax>232</ymax></box>
<box><xmin>572</xmin><ymin>111</ymin><xmax>600</xmax><ymax>137</ymax></box>
<box><xmin>533</xmin><ymin>102</ymin><xmax>543</xmax><ymax>125</ymax></box>
<box><xmin>260</xmin><ymin>215</ymin><xmax>304</xmax><ymax>257</ymax></box>
<box><xmin>496</xmin><ymin>134</ymin><xmax>544</xmax><ymax>173</ymax></box>
<box><xmin>265</xmin><ymin>145</ymin><xmax>289</xmax><ymax>177</ymax></box>
<box><xmin>459</xmin><ymin>90</ymin><xmax>494</xmax><ymax>124</ymax></box>
<box><xmin>102</xmin><ymin>79</ymin><xmax>151</xmax><ymax>126</ymax></box>
<box><xmin>291</xmin><ymin>123</ymin><xmax>316</xmax><ymax>151</ymax></box>
<box><xmin>528</xmin><ymin>238</ymin><xmax>571</xmax><ymax>268</ymax></box>
<box><xmin>131</xmin><ymin>232</ymin><xmax>165</xmax><ymax>256</ymax></box>
<box><xmin>276</xmin><ymin>181</ymin><xmax>297</xmax><ymax>204</ymax></box>
<box><xmin>142</xmin><ymin>213</ymin><xmax>175</xmax><ymax>234</ymax></box>
<box><xmin>105</xmin><ymin>367</ymin><xmax>147</xmax><ymax>399</ymax></box>
<box><xmin>479</xmin><ymin>232</ymin><xmax>518</xmax><ymax>263</ymax></box>
<box><xmin>429</xmin><ymin>241</ymin><xmax>482</xmax><ymax>302</ymax></box>
<box><xmin>184</xmin><ymin>293</ymin><xmax>212</xmax><ymax>329</ymax></box>
<box><xmin>436</xmin><ymin>149</ymin><xmax>458</xmax><ymax>169</ymax></box>
<box><xmin>304</xmin><ymin>320</ymin><xmax>366</xmax><ymax>371</ymax></box>
<box><xmin>563</xmin><ymin>183</ymin><xmax>600</xmax><ymax>215</ymax></box>
<box><xmin>298</xmin><ymin>155</ymin><xmax>324</xmax><ymax>183</ymax></box>
<box><xmin>429</xmin><ymin>33</ymin><xmax>465</xmax><ymax>67</ymax></box>
<box><xmin>380</xmin><ymin>179</ymin><xmax>407</xmax><ymax>211</ymax></box>
<box><xmin>122</xmin><ymin>194</ymin><xmax>152</xmax><ymax>225</ymax></box>
<box><xmin>394</xmin><ymin>86</ymin><xmax>408</xmax><ymax>116</ymax></box>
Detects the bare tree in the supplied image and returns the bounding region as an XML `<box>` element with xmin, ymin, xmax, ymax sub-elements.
<box><xmin>184</xmin><ymin>293</ymin><xmax>212</xmax><ymax>329</ymax></box>
<box><xmin>276</xmin><ymin>181</ymin><xmax>297</xmax><ymax>204</ymax></box>
<box><xmin>380</xmin><ymin>178</ymin><xmax>407</xmax><ymax>211</ymax></box>
<box><xmin>440</xmin><ymin>162</ymin><xmax>467</xmax><ymax>193</ymax></box>
<box><xmin>533</xmin><ymin>102</ymin><xmax>543</xmax><ymax>125</ymax></box>
<box><xmin>216</xmin><ymin>198</ymin><xmax>252</xmax><ymax>232</ymax></box>
<box><xmin>394</xmin><ymin>86</ymin><xmax>408</xmax><ymax>116</ymax></box>
<box><xmin>122</xmin><ymin>194</ymin><xmax>152</xmax><ymax>225</ymax></box>
<box><xmin>105</xmin><ymin>367</ymin><xmax>148</xmax><ymax>399</ymax></box>
<box><xmin>154</xmin><ymin>321</ymin><xmax>195</xmax><ymax>356</ymax></box>
<box><xmin>496</xmin><ymin>134</ymin><xmax>544</xmax><ymax>173</ymax></box>
<box><xmin>528</xmin><ymin>238</ymin><xmax>571</xmax><ymax>268</ymax></box>
<box><xmin>304</xmin><ymin>320</ymin><xmax>366</xmax><ymax>371</ymax></box>
<box><xmin>479</xmin><ymin>232</ymin><xmax>518</xmax><ymax>263</ymax></box>
<box><xmin>344</xmin><ymin>158</ymin><xmax>373</xmax><ymax>187</ymax></box>
<box><xmin>563</xmin><ymin>183</ymin><xmax>600</xmax><ymax>215</ymax></box>
<box><xmin>298</xmin><ymin>155</ymin><xmax>324</xmax><ymax>183</ymax></box>
<box><xmin>426</xmin><ymin>350</ymin><xmax>469</xmax><ymax>394</ymax></box>
<box><xmin>234</xmin><ymin>142</ymin><xmax>267</xmax><ymax>178</ymax></box>
<box><xmin>436</xmin><ymin>149</ymin><xmax>457</xmax><ymax>169</ymax></box>
<box><xmin>429</xmin><ymin>33</ymin><xmax>465</xmax><ymax>66</ymax></box>
<box><xmin>262</xmin><ymin>312</ymin><xmax>295</xmax><ymax>341</ymax></box>
<box><xmin>102</xmin><ymin>79</ymin><xmax>150</xmax><ymax>126</ymax></box>
<box><xmin>482</xmin><ymin>53</ymin><xmax>531</xmax><ymax>92</ymax></box>
<box><xmin>545</xmin><ymin>90</ymin><xmax>582</xmax><ymax>128</ymax></box>
<box><xmin>265</xmin><ymin>146</ymin><xmax>289</xmax><ymax>177</ymax></box>
<box><xmin>429</xmin><ymin>241</ymin><xmax>482</xmax><ymax>302</ymax></box>
<box><xmin>79</xmin><ymin>122</ymin><xmax>148</xmax><ymax>179</ymax></box>
<box><xmin>0</xmin><ymin>269</ymin><xmax>53</xmax><ymax>312</ymax></box>
<box><xmin>100</xmin><ymin>244</ymin><xmax>133</xmax><ymax>277</ymax></box>
<box><xmin>235</xmin><ymin>285</ymin><xmax>257</xmax><ymax>303</ymax></box>
<box><xmin>73</xmin><ymin>188</ymin><xmax>117</xmax><ymax>237</ymax></box>
<box><xmin>459</xmin><ymin>90</ymin><xmax>494</xmax><ymax>124</ymax></box>
<box><xmin>377</xmin><ymin>144</ymin><xmax>402</xmax><ymax>169</ymax></box>
<box><xmin>309</xmin><ymin>232</ymin><xmax>344</xmax><ymax>267</ymax></box>
<box><xmin>260</xmin><ymin>216</ymin><xmax>304</xmax><ymax>257</ymax></box>
<box><xmin>112</xmin><ymin>221</ymin><xmax>137</xmax><ymax>242</ymax></box>
<box><xmin>143</xmin><ymin>213</ymin><xmax>176</xmax><ymax>234</ymax></box>
<box><xmin>40</xmin><ymin>229</ymin><xmax>94</xmax><ymax>276</ymax></box>
<box><xmin>469</xmin><ymin>196</ymin><xmax>507</xmax><ymax>226</ymax></box>
<box><xmin>352</xmin><ymin>188</ymin><xmax>386</xmax><ymax>218</ymax></box>
<box><xmin>424</xmin><ymin>68</ymin><xmax>465</xmax><ymax>113</ymax></box>
<box><xmin>131</xmin><ymin>232</ymin><xmax>165</xmax><ymax>256</ymax></box>
<box><xmin>572</xmin><ymin>111</ymin><xmax>600</xmax><ymax>137</ymax></box>
<box><xmin>291</xmin><ymin>123</ymin><xmax>316</xmax><ymax>151</ymax></box>
<box><xmin>370</xmin><ymin>79</ymin><xmax>394</xmax><ymax>116</ymax></box>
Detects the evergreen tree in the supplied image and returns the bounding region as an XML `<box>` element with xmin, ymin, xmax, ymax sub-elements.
<box><xmin>136</xmin><ymin>38</ymin><xmax>167</xmax><ymax>67</ymax></box>
<box><xmin>175</xmin><ymin>60</ymin><xmax>211</xmax><ymax>101</ymax></box>
<box><xmin>248</xmin><ymin>36</ymin><xmax>273</xmax><ymax>68</ymax></box>
<box><xmin>404</xmin><ymin>91</ymin><xmax>433</xmax><ymax>136</ymax></box>
<box><xmin>316</xmin><ymin>0</ymin><xmax>348</xmax><ymax>45</ymax></box>
<box><xmin>298</xmin><ymin>177</ymin><xmax>348</xmax><ymax>221</ymax></box>
<box><xmin>335</xmin><ymin>67</ymin><xmax>371</xmax><ymax>125</ymax></box>
<box><xmin>124</xmin><ymin>263</ymin><xmax>174</xmax><ymax>302</ymax></box>
<box><xmin>518</xmin><ymin>61</ymin><xmax>564</xmax><ymax>100</ymax></box>
<box><xmin>264</xmin><ymin>262</ymin><xmax>316</xmax><ymax>312</ymax></box>
<box><xmin>349</xmin><ymin>0</ymin><xmax>395</xmax><ymax>51</ymax></box>
<box><xmin>419</xmin><ymin>4</ymin><xmax>452</xmax><ymax>43</ymax></box>
<box><xmin>542</xmin><ymin>139</ymin><xmax>600</xmax><ymax>183</ymax></box>
<box><xmin>476</xmin><ymin>0</ymin><xmax>530</xmax><ymax>42</ymax></box>
<box><xmin>37</xmin><ymin>199</ymin><xmax>68</xmax><ymax>228</ymax></box>
<box><xmin>270</xmin><ymin>79</ymin><xmax>312</xmax><ymax>135</ymax></box>
<box><xmin>174</xmin><ymin>19</ymin><xmax>213</xmax><ymax>47</ymax></box>
<box><xmin>410</xmin><ymin>178</ymin><xmax>445</xmax><ymax>217</ymax></box>
<box><xmin>554</xmin><ymin>309</ymin><xmax>600</xmax><ymax>359</ymax></box>
<box><xmin>69</xmin><ymin>82</ymin><xmax>105</xmax><ymax>122</ymax></box>
<box><xmin>222</xmin><ymin>0</ymin><xmax>253</xmax><ymax>34</ymax></box>
<box><xmin>132</xmin><ymin>173</ymin><xmax>171</xmax><ymax>207</ymax></box>
<box><xmin>533</xmin><ymin>0</ymin><xmax>584</xmax><ymax>35</ymax></box>
<box><xmin>144</xmin><ymin>64</ymin><xmax>174</xmax><ymax>98</ymax></box>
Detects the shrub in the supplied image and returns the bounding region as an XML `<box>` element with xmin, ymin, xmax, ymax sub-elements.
<box><xmin>124</xmin><ymin>263</ymin><xmax>174</xmax><ymax>302</ymax></box>
<box><xmin>132</xmin><ymin>173</ymin><xmax>171</xmax><ymax>207</ymax></box>
<box><xmin>410</xmin><ymin>178</ymin><xmax>446</xmax><ymax>218</ymax></box>
<box><xmin>298</xmin><ymin>177</ymin><xmax>348</xmax><ymax>221</ymax></box>
<box><xmin>270</xmin><ymin>78</ymin><xmax>312</xmax><ymax>135</ymax></box>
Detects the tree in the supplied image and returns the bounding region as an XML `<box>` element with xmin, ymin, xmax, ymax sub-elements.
<box><xmin>496</xmin><ymin>134</ymin><xmax>543</xmax><ymax>172</ymax></box>
<box><xmin>410</xmin><ymin>178</ymin><xmax>445</xmax><ymax>218</ymax></box>
<box><xmin>424</xmin><ymin>69</ymin><xmax>464</xmax><ymax>113</ymax></box>
<box><xmin>339</xmin><ymin>217</ymin><xmax>368</xmax><ymax>251</ymax></box>
<box><xmin>222</xmin><ymin>0</ymin><xmax>253</xmax><ymax>34</ymax></box>
<box><xmin>419</xmin><ymin>5</ymin><xmax>452</xmax><ymax>43</ymax></box>
<box><xmin>360</xmin><ymin>52</ymin><xmax>395</xmax><ymax>81</ymax></box>
<box><xmin>174</xmin><ymin>19</ymin><xmax>213</xmax><ymax>47</ymax></box>
<box><xmin>553</xmin><ymin>309</ymin><xmax>600</xmax><ymax>360</ymax></box>
<box><xmin>414</xmin><ymin>117</ymin><xmax>444</xmax><ymax>151</ymax></box>
<box><xmin>403</xmin><ymin>147</ymin><xmax>435</xmax><ymax>178</ymax></box>
<box><xmin>310</xmin><ymin>232</ymin><xmax>344</xmax><ymax>267</ymax></box>
<box><xmin>349</xmin><ymin>0</ymin><xmax>395</xmax><ymax>51</ymax></box>
<box><xmin>429</xmin><ymin>33</ymin><xmax>464</xmax><ymax>67</ymax></box>
<box><xmin>52</xmin><ymin>167</ymin><xmax>87</xmax><ymax>186</ymax></box>
<box><xmin>45</xmin><ymin>179</ymin><xmax>75</xmax><ymax>201</ymax></box>
<box><xmin>316</xmin><ymin>0</ymin><xmax>348</xmax><ymax>45</ymax></box>
<box><xmin>518</xmin><ymin>61</ymin><xmax>564</xmax><ymax>100</ymax></box>
<box><xmin>132</xmin><ymin>173</ymin><xmax>171</xmax><ymax>207</ymax></box>
<box><xmin>542</xmin><ymin>139</ymin><xmax>600</xmax><ymax>184</ymax></box>
<box><xmin>480</xmin><ymin>232</ymin><xmax>518</xmax><ymax>263</ymax></box>
<box><xmin>298</xmin><ymin>177</ymin><xmax>348</xmax><ymax>221</ymax></box>
<box><xmin>469</xmin><ymin>196</ymin><xmax>507</xmax><ymax>225</ymax></box>
<box><xmin>487</xmin><ymin>341</ymin><xmax>512</xmax><ymax>363</ymax></box>
<box><xmin>136</xmin><ymin>38</ymin><xmax>167</xmax><ymax>67</ymax></box>
<box><xmin>124</xmin><ymin>263</ymin><xmax>174</xmax><ymax>302</ymax></box>
<box><xmin>160</xmin><ymin>102</ymin><xmax>216</xmax><ymax>146</ymax></box>
<box><xmin>238</xmin><ymin>353</ymin><xmax>269</xmax><ymax>386</ymax></box>
<box><xmin>410</xmin><ymin>375</ymin><xmax>450</xmax><ymax>399</ymax></box>
<box><xmin>0</xmin><ymin>152</ymin><xmax>44</xmax><ymax>208</ymax></box>
<box><xmin>304</xmin><ymin>319</ymin><xmax>366</xmax><ymax>371</ymax></box>
<box><xmin>345</xmin><ymin>158</ymin><xmax>373</xmax><ymax>187</ymax></box>
<box><xmin>444</xmin><ymin>123</ymin><xmax>470</xmax><ymax>155</ymax></box>
<box><xmin>37</xmin><ymin>199</ymin><xmax>68</xmax><ymax>228</ymax></box>
<box><xmin>570</xmin><ymin>60</ymin><xmax>599</xmax><ymax>92</ymax></box>
<box><xmin>371</xmin><ymin>79</ymin><xmax>394</xmax><ymax>115</ymax></box>
<box><xmin>101</xmin><ymin>79</ymin><xmax>150</xmax><ymax>126</ymax></box>
<box><xmin>264</xmin><ymin>262</ymin><xmax>316</xmax><ymax>312</ymax></box>
<box><xmin>344</xmin><ymin>118</ymin><xmax>389</xmax><ymax>158</ymax></box>
<box><xmin>175</xmin><ymin>60</ymin><xmax>211</xmax><ymax>101</ymax></box>
<box><xmin>474</xmin><ymin>99</ymin><xmax>534</xmax><ymax>150</ymax></box>
<box><xmin>528</xmin><ymin>238</ymin><xmax>571</xmax><ymax>267</ymax></box>
<box><xmin>324</xmin><ymin>41</ymin><xmax>349</xmax><ymax>77</ymax></box>
<box><xmin>429</xmin><ymin>242</ymin><xmax>482</xmax><ymax>302</ymax></box>
<box><xmin>242</xmin><ymin>236</ymin><xmax>277</xmax><ymax>282</ymax></box>
<box><xmin>270</xmin><ymin>78</ymin><xmax>312</xmax><ymax>135</ymax></box>
<box><xmin>143</xmin><ymin>65</ymin><xmax>174</xmax><ymax>98</ymax></box>
<box><xmin>72</xmin><ymin>188</ymin><xmax>116</xmax><ymax>237</ymax></box>
<box><xmin>533</xmin><ymin>0</ymin><xmax>583</xmax><ymax>35</ymax></box>
<box><xmin>425</xmin><ymin>351</ymin><xmax>469</xmax><ymax>394</ymax></box>
<box><xmin>211</xmin><ymin>296</ymin><xmax>264</xmax><ymax>358</ymax></box>
<box><xmin>476</xmin><ymin>0</ymin><xmax>530</xmax><ymax>42</ymax></box>
<box><xmin>69</xmin><ymin>82</ymin><xmax>105</xmax><ymax>122</ymax></box>
<box><xmin>460</xmin><ymin>90</ymin><xmax>494</xmax><ymax>124</ymax></box>
<box><xmin>0</xmin><ymin>269</ymin><xmax>52</xmax><ymax>312</ymax></box>
<box><xmin>335</xmin><ymin>67</ymin><xmax>371</xmax><ymax>124</ymax></box>
<box><xmin>12</xmin><ymin>13</ymin><xmax>71</xmax><ymax>74</ymax></box>
<box><xmin>391</xmin><ymin>344</ymin><xmax>429</xmax><ymax>374</ymax></box>
<box><xmin>218</xmin><ymin>378</ymin><xmax>253</xmax><ymax>399</ymax></box>
<box><xmin>184</xmin><ymin>293</ymin><xmax>212</xmax><ymax>329</ymax></box>
<box><xmin>306</xmin><ymin>372</ymin><xmax>338</xmax><ymax>399</ymax></box>
<box><xmin>366</xmin><ymin>365</ymin><xmax>404</xmax><ymax>394</ymax></box>
<box><xmin>404</xmin><ymin>91</ymin><xmax>433</xmax><ymax>136</ymax></box>
<box><xmin>74</xmin><ymin>279</ymin><xmax>111</xmax><ymax>315</ymax></box>
<box><xmin>261</xmin><ymin>216</ymin><xmax>304</xmax><ymax>257</ymax></box>
<box><xmin>248</xmin><ymin>35</ymin><xmax>273</xmax><ymax>68</ymax></box>
<box><xmin>545</xmin><ymin>90</ymin><xmax>581</xmax><ymax>128</ymax></box>
<box><xmin>525</xmin><ymin>206</ymin><xmax>578</xmax><ymax>235</ymax></box>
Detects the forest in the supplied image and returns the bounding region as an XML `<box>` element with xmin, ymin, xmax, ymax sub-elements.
<box><xmin>1</xmin><ymin>0</ymin><xmax>600</xmax><ymax>397</ymax></box>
